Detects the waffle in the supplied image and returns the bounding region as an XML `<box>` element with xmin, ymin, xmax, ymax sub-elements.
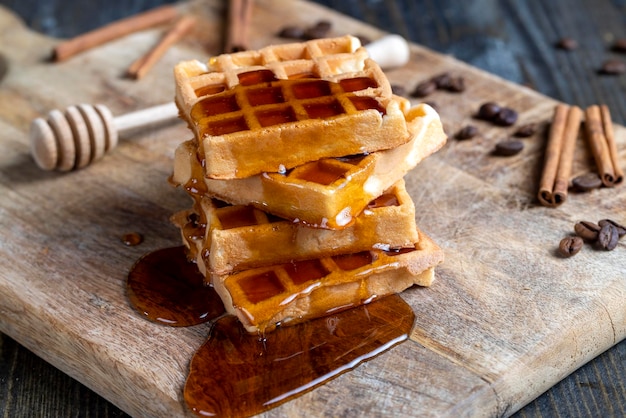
<box><xmin>175</xmin><ymin>35</ymin><xmax>366</xmax><ymax>111</ymax></box>
<box><xmin>171</xmin><ymin>180</ymin><xmax>419</xmax><ymax>276</ymax></box>
<box><xmin>212</xmin><ymin>228</ymin><xmax>444</xmax><ymax>333</ymax></box>
<box><xmin>172</xmin><ymin>101</ymin><xmax>445</xmax><ymax>229</ymax></box>
<box><xmin>174</xmin><ymin>36</ymin><xmax>410</xmax><ymax>179</ymax></box>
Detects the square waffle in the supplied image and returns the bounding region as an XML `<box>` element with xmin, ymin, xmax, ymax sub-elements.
<box><xmin>171</xmin><ymin>101</ymin><xmax>446</xmax><ymax>229</ymax></box>
<box><xmin>174</xmin><ymin>36</ymin><xmax>411</xmax><ymax>179</ymax></box>
<box><xmin>212</xmin><ymin>229</ymin><xmax>444</xmax><ymax>333</ymax></box>
<box><xmin>175</xmin><ymin>35</ymin><xmax>366</xmax><ymax>111</ymax></box>
<box><xmin>171</xmin><ymin>180</ymin><xmax>419</xmax><ymax>277</ymax></box>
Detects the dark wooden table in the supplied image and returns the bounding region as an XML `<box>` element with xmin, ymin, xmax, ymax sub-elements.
<box><xmin>0</xmin><ymin>0</ymin><xmax>624</xmax><ymax>417</ymax></box>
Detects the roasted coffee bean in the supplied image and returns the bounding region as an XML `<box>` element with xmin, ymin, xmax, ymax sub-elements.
<box><xmin>493</xmin><ymin>139</ymin><xmax>524</xmax><ymax>156</ymax></box>
<box><xmin>598</xmin><ymin>59</ymin><xmax>626</xmax><ymax>75</ymax></box>
<box><xmin>277</xmin><ymin>26</ymin><xmax>306</xmax><ymax>39</ymax></box>
<box><xmin>431</xmin><ymin>72</ymin><xmax>452</xmax><ymax>89</ymax></box>
<box><xmin>513</xmin><ymin>123</ymin><xmax>538</xmax><ymax>137</ymax></box>
<box><xmin>598</xmin><ymin>223</ymin><xmax>619</xmax><ymax>250</ymax></box>
<box><xmin>411</xmin><ymin>80</ymin><xmax>437</xmax><ymax>97</ymax></box>
<box><xmin>477</xmin><ymin>102</ymin><xmax>501</xmax><ymax>120</ymax></box>
<box><xmin>571</xmin><ymin>173</ymin><xmax>603</xmax><ymax>192</ymax></box>
<box><xmin>574</xmin><ymin>221</ymin><xmax>601</xmax><ymax>241</ymax></box>
<box><xmin>555</xmin><ymin>37</ymin><xmax>578</xmax><ymax>50</ymax></box>
<box><xmin>304</xmin><ymin>20</ymin><xmax>332</xmax><ymax>39</ymax></box>
<box><xmin>559</xmin><ymin>236</ymin><xmax>584</xmax><ymax>257</ymax></box>
<box><xmin>446</xmin><ymin>76</ymin><xmax>466</xmax><ymax>92</ymax></box>
<box><xmin>455</xmin><ymin>125</ymin><xmax>478</xmax><ymax>140</ymax></box>
<box><xmin>493</xmin><ymin>107</ymin><xmax>518</xmax><ymax>126</ymax></box>
<box><xmin>611</xmin><ymin>39</ymin><xmax>626</xmax><ymax>53</ymax></box>
<box><xmin>391</xmin><ymin>84</ymin><xmax>407</xmax><ymax>97</ymax></box>
<box><xmin>598</xmin><ymin>219</ymin><xmax>626</xmax><ymax>237</ymax></box>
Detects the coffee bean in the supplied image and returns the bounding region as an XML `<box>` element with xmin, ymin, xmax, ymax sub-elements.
<box><xmin>493</xmin><ymin>107</ymin><xmax>518</xmax><ymax>126</ymax></box>
<box><xmin>278</xmin><ymin>26</ymin><xmax>306</xmax><ymax>39</ymax></box>
<box><xmin>555</xmin><ymin>38</ymin><xmax>578</xmax><ymax>50</ymax></box>
<box><xmin>574</xmin><ymin>221</ymin><xmax>601</xmax><ymax>241</ymax></box>
<box><xmin>598</xmin><ymin>59</ymin><xmax>626</xmax><ymax>75</ymax></box>
<box><xmin>411</xmin><ymin>80</ymin><xmax>437</xmax><ymax>97</ymax></box>
<box><xmin>391</xmin><ymin>84</ymin><xmax>407</xmax><ymax>97</ymax></box>
<box><xmin>455</xmin><ymin>125</ymin><xmax>478</xmax><ymax>140</ymax></box>
<box><xmin>559</xmin><ymin>236</ymin><xmax>584</xmax><ymax>257</ymax></box>
<box><xmin>493</xmin><ymin>139</ymin><xmax>524</xmax><ymax>156</ymax></box>
<box><xmin>477</xmin><ymin>102</ymin><xmax>501</xmax><ymax>120</ymax></box>
<box><xmin>571</xmin><ymin>173</ymin><xmax>603</xmax><ymax>192</ymax></box>
<box><xmin>431</xmin><ymin>72</ymin><xmax>452</xmax><ymax>89</ymax></box>
<box><xmin>304</xmin><ymin>20</ymin><xmax>332</xmax><ymax>39</ymax></box>
<box><xmin>598</xmin><ymin>223</ymin><xmax>619</xmax><ymax>250</ymax></box>
<box><xmin>611</xmin><ymin>39</ymin><xmax>626</xmax><ymax>53</ymax></box>
<box><xmin>598</xmin><ymin>219</ymin><xmax>626</xmax><ymax>237</ymax></box>
<box><xmin>513</xmin><ymin>123</ymin><xmax>538</xmax><ymax>137</ymax></box>
<box><xmin>446</xmin><ymin>76</ymin><xmax>466</xmax><ymax>92</ymax></box>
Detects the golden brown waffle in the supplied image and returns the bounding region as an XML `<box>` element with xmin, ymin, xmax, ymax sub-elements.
<box><xmin>175</xmin><ymin>35</ymin><xmax>366</xmax><ymax>111</ymax></box>
<box><xmin>172</xmin><ymin>101</ymin><xmax>446</xmax><ymax>229</ymax></box>
<box><xmin>212</xmin><ymin>229</ymin><xmax>443</xmax><ymax>333</ymax></box>
<box><xmin>171</xmin><ymin>180</ymin><xmax>419</xmax><ymax>276</ymax></box>
<box><xmin>174</xmin><ymin>36</ymin><xmax>410</xmax><ymax>179</ymax></box>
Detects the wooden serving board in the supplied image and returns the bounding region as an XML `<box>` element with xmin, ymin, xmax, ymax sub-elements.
<box><xmin>1</xmin><ymin>0</ymin><xmax>624</xmax><ymax>417</ymax></box>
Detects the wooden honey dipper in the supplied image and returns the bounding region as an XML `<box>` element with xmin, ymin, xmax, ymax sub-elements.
<box><xmin>30</xmin><ymin>102</ymin><xmax>179</xmax><ymax>171</ymax></box>
<box><xmin>30</xmin><ymin>35</ymin><xmax>409</xmax><ymax>171</ymax></box>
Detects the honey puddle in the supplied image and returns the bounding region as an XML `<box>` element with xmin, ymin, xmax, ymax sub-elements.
<box><xmin>128</xmin><ymin>246</ymin><xmax>415</xmax><ymax>417</ymax></box>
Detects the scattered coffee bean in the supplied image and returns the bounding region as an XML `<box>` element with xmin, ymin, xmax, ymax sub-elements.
<box><xmin>411</xmin><ymin>72</ymin><xmax>466</xmax><ymax>97</ymax></box>
<box><xmin>455</xmin><ymin>125</ymin><xmax>478</xmax><ymax>140</ymax></box>
<box><xmin>598</xmin><ymin>223</ymin><xmax>619</xmax><ymax>250</ymax></box>
<box><xmin>391</xmin><ymin>84</ymin><xmax>407</xmax><ymax>97</ymax></box>
<box><xmin>513</xmin><ymin>123</ymin><xmax>538</xmax><ymax>137</ymax></box>
<box><xmin>559</xmin><ymin>236</ymin><xmax>584</xmax><ymax>257</ymax></box>
<box><xmin>574</xmin><ymin>221</ymin><xmax>601</xmax><ymax>241</ymax></box>
<box><xmin>303</xmin><ymin>20</ymin><xmax>332</xmax><ymax>39</ymax></box>
<box><xmin>431</xmin><ymin>72</ymin><xmax>452</xmax><ymax>89</ymax></box>
<box><xmin>277</xmin><ymin>26</ymin><xmax>306</xmax><ymax>39</ymax></box>
<box><xmin>571</xmin><ymin>172</ymin><xmax>603</xmax><ymax>192</ymax></box>
<box><xmin>493</xmin><ymin>107</ymin><xmax>519</xmax><ymax>126</ymax></box>
<box><xmin>446</xmin><ymin>76</ymin><xmax>466</xmax><ymax>92</ymax></box>
<box><xmin>493</xmin><ymin>139</ymin><xmax>524</xmax><ymax>156</ymax></box>
<box><xmin>410</xmin><ymin>80</ymin><xmax>437</xmax><ymax>97</ymax></box>
<box><xmin>611</xmin><ymin>39</ymin><xmax>626</xmax><ymax>53</ymax></box>
<box><xmin>598</xmin><ymin>219</ymin><xmax>626</xmax><ymax>237</ymax></box>
<box><xmin>598</xmin><ymin>59</ymin><xmax>626</xmax><ymax>75</ymax></box>
<box><xmin>477</xmin><ymin>102</ymin><xmax>501</xmax><ymax>120</ymax></box>
<box><xmin>555</xmin><ymin>37</ymin><xmax>578</xmax><ymax>50</ymax></box>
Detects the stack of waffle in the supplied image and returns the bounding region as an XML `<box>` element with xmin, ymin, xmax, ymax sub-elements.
<box><xmin>170</xmin><ymin>35</ymin><xmax>447</xmax><ymax>333</ymax></box>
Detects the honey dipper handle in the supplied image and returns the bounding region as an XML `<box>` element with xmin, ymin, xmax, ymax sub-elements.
<box><xmin>114</xmin><ymin>102</ymin><xmax>179</xmax><ymax>133</ymax></box>
<box><xmin>364</xmin><ymin>34</ymin><xmax>410</xmax><ymax>69</ymax></box>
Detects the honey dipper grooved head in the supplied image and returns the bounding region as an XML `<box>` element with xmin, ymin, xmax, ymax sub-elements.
<box><xmin>30</xmin><ymin>104</ymin><xmax>117</xmax><ymax>171</ymax></box>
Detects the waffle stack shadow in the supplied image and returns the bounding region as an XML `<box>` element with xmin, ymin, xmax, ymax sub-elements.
<box><xmin>170</xmin><ymin>35</ymin><xmax>447</xmax><ymax>333</ymax></box>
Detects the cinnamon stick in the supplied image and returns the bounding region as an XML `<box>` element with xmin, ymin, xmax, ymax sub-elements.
<box><xmin>224</xmin><ymin>0</ymin><xmax>254</xmax><ymax>53</ymax></box>
<box><xmin>600</xmin><ymin>105</ymin><xmax>624</xmax><ymax>185</ymax></box>
<box><xmin>53</xmin><ymin>5</ymin><xmax>178</xmax><ymax>62</ymax></box>
<box><xmin>538</xmin><ymin>104</ymin><xmax>582</xmax><ymax>207</ymax></box>
<box><xmin>584</xmin><ymin>105</ymin><xmax>618</xmax><ymax>187</ymax></box>
<box><xmin>127</xmin><ymin>16</ymin><xmax>196</xmax><ymax>80</ymax></box>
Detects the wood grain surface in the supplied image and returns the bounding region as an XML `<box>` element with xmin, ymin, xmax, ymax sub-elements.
<box><xmin>0</xmin><ymin>0</ymin><xmax>625</xmax><ymax>417</ymax></box>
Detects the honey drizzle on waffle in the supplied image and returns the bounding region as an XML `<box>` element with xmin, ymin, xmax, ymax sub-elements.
<box><xmin>190</xmin><ymin>71</ymin><xmax>387</xmax><ymax>138</ymax></box>
<box><xmin>172</xmin><ymin>180</ymin><xmax>420</xmax><ymax>276</ymax></box>
<box><xmin>217</xmin><ymin>231</ymin><xmax>443</xmax><ymax>333</ymax></box>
